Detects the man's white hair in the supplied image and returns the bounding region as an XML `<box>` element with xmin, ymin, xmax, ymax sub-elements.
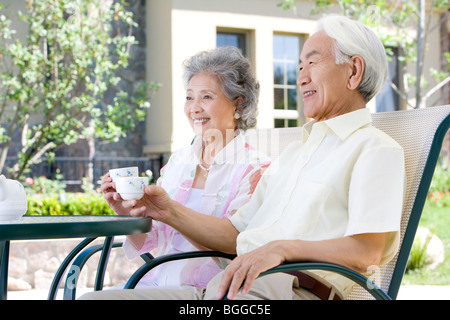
<box><xmin>315</xmin><ymin>15</ymin><xmax>388</xmax><ymax>102</ymax></box>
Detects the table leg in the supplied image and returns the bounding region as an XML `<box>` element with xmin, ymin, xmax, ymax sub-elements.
<box><xmin>0</xmin><ymin>241</ymin><xmax>10</xmax><ymax>300</ymax></box>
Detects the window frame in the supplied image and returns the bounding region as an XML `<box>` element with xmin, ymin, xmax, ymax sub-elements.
<box><xmin>216</xmin><ymin>29</ymin><xmax>250</xmax><ymax>56</ymax></box>
<box><xmin>273</xmin><ymin>32</ymin><xmax>306</xmax><ymax>128</ymax></box>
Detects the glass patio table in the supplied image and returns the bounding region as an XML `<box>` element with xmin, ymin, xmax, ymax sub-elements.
<box><xmin>0</xmin><ymin>215</ymin><xmax>152</xmax><ymax>300</ymax></box>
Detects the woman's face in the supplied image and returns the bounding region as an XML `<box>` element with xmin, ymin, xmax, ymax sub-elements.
<box><xmin>184</xmin><ymin>72</ymin><xmax>237</xmax><ymax>142</ymax></box>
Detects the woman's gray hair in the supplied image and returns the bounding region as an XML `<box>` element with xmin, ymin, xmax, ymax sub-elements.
<box><xmin>182</xmin><ymin>46</ymin><xmax>260</xmax><ymax>131</ymax></box>
<box><xmin>315</xmin><ymin>15</ymin><xmax>387</xmax><ymax>102</ymax></box>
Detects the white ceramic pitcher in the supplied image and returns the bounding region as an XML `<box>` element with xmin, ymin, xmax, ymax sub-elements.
<box><xmin>0</xmin><ymin>175</ymin><xmax>28</xmax><ymax>221</ymax></box>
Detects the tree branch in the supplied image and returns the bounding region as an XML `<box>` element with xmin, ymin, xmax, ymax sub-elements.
<box><xmin>0</xmin><ymin>101</ymin><xmax>23</xmax><ymax>173</ymax></box>
<box><xmin>389</xmin><ymin>79</ymin><xmax>415</xmax><ymax>109</ymax></box>
<box><xmin>422</xmin><ymin>75</ymin><xmax>450</xmax><ymax>102</ymax></box>
<box><xmin>13</xmin><ymin>140</ymin><xmax>55</xmax><ymax>179</ymax></box>
<box><xmin>20</xmin><ymin>113</ymin><xmax>29</xmax><ymax>147</ymax></box>
<box><xmin>427</xmin><ymin>12</ymin><xmax>449</xmax><ymax>35</ymax></box>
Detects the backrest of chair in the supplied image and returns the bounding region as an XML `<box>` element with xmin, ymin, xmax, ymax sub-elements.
<box><xmin>244</xmin><ymin>105</ymin><xmax>450</xmax><ymax>300</ymax></box>
<box><xmin>369</xmin><ymin>105</ymin><xmax>450</xmax><ymax>299</ymax></box>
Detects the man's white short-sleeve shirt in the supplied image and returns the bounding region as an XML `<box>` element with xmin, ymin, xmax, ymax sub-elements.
<box><xmin>230</xmin><ymin>108</ymin><xmax>405</xmax><ymax>297</ymax></box>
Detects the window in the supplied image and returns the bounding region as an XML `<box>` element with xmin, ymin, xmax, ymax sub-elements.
<box><xmin>217</xmin><ymin>31</ymin><xmax>247</xmax><ymax>56</ymax></box>
<box><xmin>273</xmin><ymin>34</ymin><xmax>305</xmax><ymax>128</ymax></box>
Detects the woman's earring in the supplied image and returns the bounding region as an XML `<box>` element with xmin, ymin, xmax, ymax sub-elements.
<box><xmin>234</xmin><ymin>112</ymin><xmax>241</xmax><ymax>119</ymax></box>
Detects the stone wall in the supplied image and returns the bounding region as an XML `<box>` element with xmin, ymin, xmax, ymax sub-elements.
<box><xmin>8</xmin><ymin>237</ymin><xmax>144</xmax><ymax>291</ymax></box>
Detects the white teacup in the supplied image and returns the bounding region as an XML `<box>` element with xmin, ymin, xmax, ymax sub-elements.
<box><xmin>116</xmin><ymin>176</ymin><xmax>149</xmax><ymax>200</ymax></box>
<box><xmin>109</xmin><ymin>167</ymin><xmax>139</xmax><ymax>182</ymax></box>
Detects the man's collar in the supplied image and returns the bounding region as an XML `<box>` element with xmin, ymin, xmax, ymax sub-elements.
<box><xmin>302</xmin><ymin>108</ymin><xmax>372</xmax><ymax>142</ymax></box>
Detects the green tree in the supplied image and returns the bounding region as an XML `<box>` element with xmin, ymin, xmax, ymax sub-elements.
<box><xmin>0</xmin><ymin>0</ymin><xmax>159</xmax><ymax>179</ymax></box>
<box><xmin>278</xmin><ymin>0</ymin><xmax>449</xmax><ymax>109</ymax></box>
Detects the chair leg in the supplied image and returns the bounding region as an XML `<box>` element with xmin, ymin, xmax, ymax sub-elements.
<box><xmin>48</xmin><ymin>237</ymin><xmax>97</xmax><ymax>300</ymax></box>
<box><xmin>62</xmin><ymin>241</ymin><xmax>125</xmax><ymax>300</ymax></box>
<box><xmin>94</xmin><ymin>236</ymin><xmax>114</xmax><ymax>291</ymax></box>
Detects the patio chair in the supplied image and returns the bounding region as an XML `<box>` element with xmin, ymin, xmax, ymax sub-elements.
<box><xmin>56</xmin><ymin>104</ymin><xmax>450</xmax><ymax>300</ymax></box>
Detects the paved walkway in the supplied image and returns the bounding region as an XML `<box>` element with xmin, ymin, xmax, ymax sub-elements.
<box><xmin>5</xmin><ymin>285</ymin><xmax>450</xmax><ymax>300</ymax></box>
<box><xmin>396</xmin><ymin>285</ymin><xmax>450</xmax><ymax>300</ymax></box>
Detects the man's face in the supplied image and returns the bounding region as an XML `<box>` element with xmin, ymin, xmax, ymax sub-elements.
<box><xmin>297</xmin><ymin>31</ymin><xmax>354</xmax><ymax>121</ymax></box>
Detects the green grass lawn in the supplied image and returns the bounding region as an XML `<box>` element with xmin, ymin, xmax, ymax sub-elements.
<box><xmin>401</xmin><ymin>203</ymin><xmax>450</xmax><ymax>285</ymax></box>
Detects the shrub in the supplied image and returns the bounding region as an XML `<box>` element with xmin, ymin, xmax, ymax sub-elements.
<box><xmin>426</xmin><ymin>161</ymin><xmax>450</xmax><ymax>208</ymax></box>
<box><xmin>23</xmin><ymin>175</ymin><xmax>66</xmax><ymax>195</ymax></box>
<box><xmin>429</xmin><ymin>161</ymin><xmax>450</xmax><ymax>193</ymax></box>
<box><xmin>27</xmin><ymin>193</ymin><xmax>115</xmax><ymax>216</ymax></box>
<box><xmin>406</xmin><ymin>231</ymin><xmax>432</xmax><ymax>272</ymax></box>
<box><xmin>427</xmin><ymin>191</ymin><xmax>450</xmax><ymax>208</ymax></box>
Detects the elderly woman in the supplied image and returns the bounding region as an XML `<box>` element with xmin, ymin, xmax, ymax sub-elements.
<box><xmin>100</xmin><ymin>46</ymin><xmax>270</xmax><ymax>289</ymax></box>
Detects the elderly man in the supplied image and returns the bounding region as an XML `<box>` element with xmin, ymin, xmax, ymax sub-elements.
<box><xmin>80</xmin><ymin>15</ymin><xmax>405</xmax><ymax>300</ymax></box>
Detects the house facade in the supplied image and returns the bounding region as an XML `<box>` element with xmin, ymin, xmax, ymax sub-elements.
<box><xmin>142</xmin><ymin>0</ymin><xmax>448</xmax><ymax>156</ymax></box>
<box><xmin>1</xmin><ymin>0</ymin><xmax>448</xmax><ymax>183</ymax></box>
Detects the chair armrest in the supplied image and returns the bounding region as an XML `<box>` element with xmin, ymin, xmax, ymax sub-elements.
<box><xmin>259</xmin><ymin>262</ymin><xmax>391</xmax><ymax>300</ymax></box>
<box><xmin>124</xmin><ymin>251</ymin><xmax>390</xmax><ymax>300</ymax></box>
<box><xmin>124</xmin><ymin>251</ymin><xmax>236</xmax><ymax>289</ymax></box>
<box><xmin>140</xmin><ymin>252</ymin><xmax>154</xmax><ymax>263</ymax></box>
<box><xmin>62</xmin><ymin>241</ymin><xmax>154</xmax><ymax>300</ymax></box>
